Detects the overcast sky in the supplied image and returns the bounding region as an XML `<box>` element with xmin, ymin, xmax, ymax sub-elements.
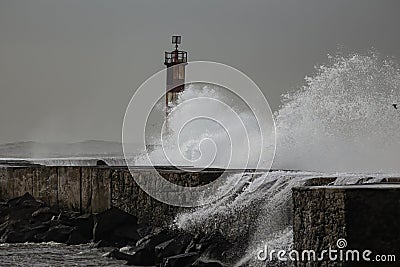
<box><xmin>1</xmin><ymin>0</ymin><xmax>399</xmax><ymax>144</ymax></box>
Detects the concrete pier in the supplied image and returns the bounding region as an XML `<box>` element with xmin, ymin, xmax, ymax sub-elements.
<box><xmin>293</xmin><ymin>184</ymin><xmax>400</xmax><ymax>267</ymax></box>
<box><xmin>3</xmin><ymin>164</ymin><xmax>399</xmax><ymax>266</ymax></box>
<box><xmin>0</xmin><ymin>165</ymin><xmax>228</xmax><ymax>226</ymax></box>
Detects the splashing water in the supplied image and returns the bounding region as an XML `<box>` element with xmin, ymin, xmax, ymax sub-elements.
<box><xmin>170</xmin><ymin>53</ymin><xmax>400</xmax><ymax>265</ymax></box>
<box><xmin>9</xmin><ymin>53</ymin><xmax>398</xmax><ymax>265</ymax></box>
<box><xmin>142</xmin><ymin>53</ymin><xmax>400</xmax><ymax>172</ymax></box>
<box><xmin>174</xmin><ymin>169</ymin><xmax>399</xmax><ymax>266</ymax></box>
<box><xmin>137</xmin><ymin>83</ymin><xmax>275</xmax><ymax>170</ymax></box>
<box><xmin>274</xmin><ymin>53</ymin><xmax>400</xmax><ymax>172</ymax></box>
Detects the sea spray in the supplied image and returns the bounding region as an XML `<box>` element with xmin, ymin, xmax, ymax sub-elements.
<box><xmin>136</xmin><ymin>83</ymin><xmax>275</xmax><ymax>170</ymax></box>
<box><xmin>14</xmin><ymin>53</ymin><xmax>400</xmax><ymax>171</ymax></box>
<box><xmin>274</xmin><ymin>52</ymin><xmax>400</xmax><ymax>172</ymax></box>
<box><xmin>10</xmin><ymin>53</ymin><xmax>400</xmax><ymax>265</ymax></box>
<box><xmin>171</xmin><ymin>52</ymin><xmax>400</xmax><ymax>265</ymax></box>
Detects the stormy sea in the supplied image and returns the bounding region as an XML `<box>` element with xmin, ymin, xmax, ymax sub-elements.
<box><xmin>1</xmin><ymin>53</ymin><xmax>400</xmax><ymax>266</ymax></box>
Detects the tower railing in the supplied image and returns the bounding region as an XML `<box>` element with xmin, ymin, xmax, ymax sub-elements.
<box><xmin>164</xmin><ymin>51</ymin><xmax>187</xmax><ymax>65</ymax></box>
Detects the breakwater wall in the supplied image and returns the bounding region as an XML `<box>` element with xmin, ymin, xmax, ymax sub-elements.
<box><xmin>0</xmin><ymin>165</ymin><xmax>227</xmax><ymax>226</ymax></box>
<box><xmin>293</xmin><ymin>184</ymin><xmax>400</xmax><ymax>266</ymax></box>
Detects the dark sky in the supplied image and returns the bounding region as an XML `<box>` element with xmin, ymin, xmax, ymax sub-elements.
<box><xmin>1</xmin><ymin>0</ymin><xmax>399</xmax><ymax>144</ymax></box>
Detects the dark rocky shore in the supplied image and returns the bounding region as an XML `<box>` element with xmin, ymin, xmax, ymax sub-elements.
<box><xmin>0</xmin><ymin>192</ymin><xmax>233</xmax><ymax>266</ymax></box>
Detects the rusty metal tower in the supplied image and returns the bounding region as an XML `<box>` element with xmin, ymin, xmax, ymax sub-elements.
<box><xmin>164</xmin><ymin>35</ymin><xmax>188</xmax><ymax>117</ymax></box>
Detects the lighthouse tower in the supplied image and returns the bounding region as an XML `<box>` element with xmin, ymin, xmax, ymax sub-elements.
<box><xmin>164</xmin><ymin>35</ymin><xmax>188</xmax><ymax>116</ymax></box>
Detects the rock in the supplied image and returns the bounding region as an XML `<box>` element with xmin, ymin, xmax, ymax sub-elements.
<box><xmin>0</xmin><ymin>193</ymin><xmax>53</xmax><ymax>243</ymax></box>
<box><xmin>197</xmin><ymin>232</ymin><xmax>231</xmax><ymax>262</ymax></box>
<box><xmin>192</xmin><ymin>261</ymin><xmax>224</xmax><ymax>267</ymax></box>
<box><xmin>7</xmin><ymin>192</ymin><xmax>40</xmax><ymax>209</ymax></box>
<box><xmin>107</xmin><ymin>246</ymin><xmax>157</xmax><ymax>266</ymax></box>
<box><xmin>31</xmin><ymin>207</ymin><xmax>50</xmax><ymax>217</ymax></box>
<box><xmin>0</xmin><ymin>194</ymin><xmax>144</xmax><ymax>247</ymax></box>
<box><xmin>155</xmin><ymin>239</ymin><xmax>176</xmax><ymax>259</ymax></box>
<box><xmin>95</xmin><ymin>239</ymin><xmax>114</xmax><ymax>248</ymax></box>
<box><xmin>125</xmin><ymin>247</ymin><xmax>156</xmax><ymax>266</ymax></box>
<box><xmin>96</xmin><ymin>160</ymin><xmax>108</xmax><ymax>166</ymax></box>
<box><xmin>162</xmin><ymin>252</ymin><xmax>199</xmax><ymax>267</ymax></box>
<box><xmin>113</xmin><ymin>225</ymin><xmax>140</xmax><ymax>241</ymax></box>
<box><xmin>105</xmin><ymin>229</ymin><xmax>182</xmax><ymax>266</ymax></box>
<box><xmin>119</xmin><ymin>229</ymin><xmax>174</xmax><ymax>265</ymax></box>
<box><xmin>2</xmin><ymin>223</ymin><xmax>48</xmax><ymax>243</ymax></box>
<box><xmin>31</xmin><ymin>207</ymin><xmax>58</xmax><ymax>222</ymax></box>
<box><xmin>66</xmin><ymin>229</ymin><xmax>89</xmax><ymax>245</ymax></box>
<box><xmin>197</xmin><ymin>231</ymin><xmax>229</xmax><ymax>253</ymax></box>
<box><xmin>71</xmin><ymin>214</ymin><xmax>94</xmax><ymax>241</ymax></box>
<box><xmin>106</xmin><ymin>248</ymin><xmax>136</xmax><ymax>262</ymax></box>
<box><xmin>93</xmin><ymin>207</ymin><xmax>138</xmax><ymax>245</ymax></box>
<box><xmin>182</xmin><ymin>231</ymin><xmax>231</xmax><ymax>264</ymax></box>
<box><xmin>36</xmin><ymin>224</ymin><xmax>74</xmax><ymax>243</ymax></box>
<box><xmin>54</xmin><ymin>211</ymin><xmax>81</xmax><ymax>225</ymax></box>
<box><xmin>184</xmin><ymin>232</ymin><xmax>207</xmax><ymax>253</ymax></box>
<box><xmin>119</xmin><ymin>245</ymin><xmax>135</xmax><ymax>253</ymax></box>
<box><xmin>0</xmin><ymin>203</ymin><xmax>8</xmax><ymax>216</ymax></box>
<box><xmin>0</xmin><ymin>221</ymin><xmax>9</xmax><ymax>238</ymax></box>
<box><xmin>199</xmin><ymin>239</ymin><xmax>231</xmax><ymax>261</ymax></box>
<box><xmin>155</xmin><ymin>234</ymin><xmax>192</xmax><ymax>260</ymax></box>
<box><xmin>136</xmin><ymin>228</ymin><xmax>173</xmax><ymax>250</ymax></box>
<box><xmin>94</xmin><ymin>207</ymin><xmax>138</xmax><ymax>233</ymax></box>
<box><xmin>136</xmin><ymin>223</ymin><xmax>154</xmax><ymax>238</ymax></box>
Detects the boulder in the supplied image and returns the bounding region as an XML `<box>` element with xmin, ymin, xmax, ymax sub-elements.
<box><xmin>155</xmin><ymin>234</ymin><xmax>192</xmax><ymax>260</ymax></box>
<box><xmin>66</xmin><ymin>229</ymin><xmax>89</xmax><ymax>245</ymax></box>
<box><xmin>192</xmin><ymin>261</ymin><xmax>224</xmax><ymax>267</ymax></box>
<box><xmin>107</xmin><ymin>246</ymin><xmax>157</xmax><ymax>266</ymax></box>
<box><xmin>197</xmin><ymin>231</ymin><xmax>229</xmax><ymax>252</ymax></box>
<box><xmin>36</xmin><ymin>224</ymin><xmax>74</xmax><ymax>243</ymax></box>
<box><xmin>184</xmin><ymin>232</ymin><xmax>207</xmax><ymax>253</ymax></box>
<box><xmin>162</xmin><ymin>252</ymin><xmax>199</xmax><ymax>267</ymax></box>
<box><xmin>95</xmin><ymin>239</ymin><xmax>114</xmax><ymax>248</ymax></box>
<box><xmin>105</xmin><ymin>228</ymin><xmax>185</xmax><ymax>265</ymax></box>
<box><xmin>0</xmin><ymin>193</ymin><xmax>53</xmax><ymax>243</ymax></box>
<box><xmin>136</xmin><ymin>228</ymin><xmax>174</xmax><ymax>250</ymax></box>
<box><xmin>155</xmin><ymin>239</ymin><xmax>176</xmax><ymax>259</ymax></box>
<box><xmin>136</xmin><ymin>223</ymin><xmax>154</xmax><ymax>239</ymax></box>
<box><xmin>7</xmin><ymin>192</ymin><xmax>40</xmax><ymax>209</ymax></box>
<box><xmin>125</xmin><ymin>246</ymin><xmax>156</xmax><ymax>266</ymax></box>
<box><xmin>71</xmin><ymin>213</ymin><xmax>94</xmax><ymax>241</ymax></box>
<box><xmin>200</xmin><ymin>242</ymin><xmax>230</xmax><ymax>262</ymax></box>
<box><xmin>31</xmin><ymin>207</ymin><xmax>58</xmax><ymax>222</ymax></box>
<box><xmin>113</xmin><ymin>225</ymin><xmax>140</xmax><ymax>241</ymax></box>
<box><xmin>93</xmin><ymin>207</ymin><xmax>138</xmax><ymax>245</ymax></box>
<box><xmin>0</xmin><ymin>220</ymin><xmax>9</xmax><ymax>238</ymax></box>
<box><xmin>106</xmin><ymin>248</ymin><xmax>136</xmax><ymax>262</ymax></box>
<box><xmin>196</xmin><ymin>232</ymin><xmax>231</xmax><ymax>263</ymax></box>
<box><xmin>2</xmin><ymin>222</ymin><xmax>48</xmax><ymax>243</ymax></box>
<box><xmin>4</xmin><ymin>193</ymin><xmax>44</xmax><ymax>225</ymax></box>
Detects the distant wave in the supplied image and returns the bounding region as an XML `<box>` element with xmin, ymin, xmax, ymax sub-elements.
<box><xmin>0</xmin><ymin>156</ymin><xmax>127</xmax><ymax>166</ymax></box>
